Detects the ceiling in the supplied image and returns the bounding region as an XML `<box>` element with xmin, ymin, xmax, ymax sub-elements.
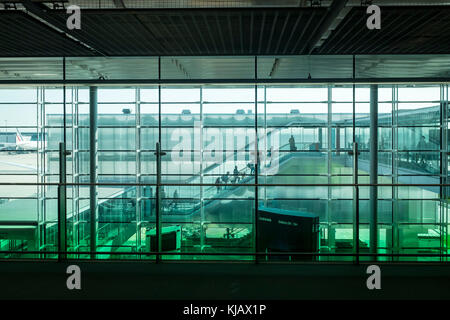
<box><xmin>0</xmin><ymin>1</ymin><xmax>450</xmax><ymax>57</ymax></box>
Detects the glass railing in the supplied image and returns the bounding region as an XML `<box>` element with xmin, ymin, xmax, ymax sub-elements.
<box><xmin>0</xmin><ymin>179</ymin><xmax>448</xmax><ymax>263</ymax></box>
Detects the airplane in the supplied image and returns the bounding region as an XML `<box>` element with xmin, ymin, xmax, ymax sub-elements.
<box><xmin>0</xmin><ymin>129</ymin><xmax>47</xmax><ymax>152</ymax></box>
<box><xmin>15</xmin><ymin>129</ymin><xmax>47</xmax><ymax>151</ymax></box>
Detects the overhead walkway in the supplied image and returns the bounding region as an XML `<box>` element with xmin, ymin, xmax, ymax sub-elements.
<box><xmin>161</xmin><ymin>147</ymin><xmax>309</xmax><ymax>223</ymax></box>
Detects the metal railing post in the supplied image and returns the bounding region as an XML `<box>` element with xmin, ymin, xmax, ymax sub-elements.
<box><xmin>58</xmin><ymin>142</ymin><xmax>67</xmax><ymax>261</ymax></box>
<box><xmin>352</xmin><ymin>142</ymin><xmax>359</xmax><ymax>264</ymax></box>
<box><xmin>370</xmin><ymin>84</ymin><xmax>379</xmax><ymax>261</ymax></box>
<box><xmin>155</xmin><ymin>142</ymin><xmax>166</xmax><ymax>262</ymax></box>
<box><xmin>89</xmin><ymin>86</ymin><xmax>98</xmax><ymax>259</ymax></box>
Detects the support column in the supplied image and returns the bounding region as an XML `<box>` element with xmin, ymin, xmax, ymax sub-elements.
<box><xmin>392</xmin><ymin>85</ymin><xmax>399</xmax><ymax>261</ymax></box>
<box><xmin>327</xmin><ymin>86</ymin><xmax>333</xmax><ymax>255</ymax></box>
<box><xmin>155</xmin><ymin>142</ymin><xmax>163</xmax><ymax>257</ymax></box>
<box><xmin>254</xmin><ymin>57</ymin><xmax>259</xmax><ymax>262</ymax></box>
<box><xmin>89</xmin><ymin>86</ymin><xmax>98</xmax><ymax>259</ymax></box>
<box><xmin>370</xmin><ymin>85</ymin><xmax>378</xmax><ymax>257</ymax></box>
<box><xmin>58</xmin><ymin>142</ymin><xmax>67</xmax><ymax>261</ymax></box>
<box><xmin>440</xmin><ymin>84</ymin><xmax>448</xmax><ymax>260</ymax></box>
<box><xmin>199</xmin><ymin>87</ymin><xmax>205</xmax><ymax>251</ymax></box>
<box><xmin>352</xmin><ymin>142</ymin><xmax>359</xmax><ymax>264</ymax></box>
<box><xmin>136</xmin><ymin>88</ymin><xmax>142</xmax><ymax>253</ymax></box>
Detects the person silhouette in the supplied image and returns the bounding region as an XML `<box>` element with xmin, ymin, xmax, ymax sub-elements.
<box><xmin>233</xmin><ymin>165</ymin><xmax>240</xmax><ymax>183</ymax></box>
<box><xmin>172</xmin><ymin>189</ymin><xmax>179</xmax><ymax>209</ymax></box>
<box><xmin>215</xmin><ymin>177</ymin><xmax>221</xmax><ymax>193</ymax></box>
<box><xmin>416</xmin><ymin>135</ymin><xmax>427</xmax><ymax>164</ymax></box>
<box><xmin>289</xmin><ymin>135</ymin><xmax>297</xmax><ymax>151</ymax></box>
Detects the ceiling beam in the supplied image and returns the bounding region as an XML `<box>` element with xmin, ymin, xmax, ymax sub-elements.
<box><xmin>305</xmin><ymin>0</ymin><xmax>349</xmax><ymax>54</ymax></box>
<box><xmin>20</xmin><ymin>0</ymin><xmax>107</xmax><ymax>56</ymax></box>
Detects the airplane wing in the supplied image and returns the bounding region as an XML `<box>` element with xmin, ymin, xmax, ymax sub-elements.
<box><xmin>0</xmin><ymin>144</ymin><xmax>16</xmax><ymax>151</ymax></box>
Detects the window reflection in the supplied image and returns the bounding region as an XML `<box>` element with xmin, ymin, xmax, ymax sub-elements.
<box><xmin>0</xmin><ymin>84</ymin><xmax>447</xmax><ymax>262</ymax></box>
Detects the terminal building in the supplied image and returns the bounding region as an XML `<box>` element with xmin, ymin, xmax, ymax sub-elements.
<box><xmin>1</xmin><ymin>0</ymin><xmax>450</xmax><ymax>299</ymax></box>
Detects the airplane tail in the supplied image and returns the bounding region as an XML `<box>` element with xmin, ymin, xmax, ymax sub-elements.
<box><xmin>16</xmin><ymin>128</ymin><xmax>24</xmax><ymax>143</ymax></box>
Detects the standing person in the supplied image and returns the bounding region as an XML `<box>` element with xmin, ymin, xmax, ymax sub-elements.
<box><xmin>160</xmin><ymin>187</ymin><xmax>166</xmax><ymax>212</ymax></box>
<box><xmin>241</xmin><ymin>170</ymin><xmax>246</xmax><ymax>181</ymax></box>
<box><xmin>425</xmin><ymin>136</ymin><xmax>434</xmax><ymax>165</ymax></box>
<box><xmin>172</xmin><ymin>189</ymin><xmax>179</xmax><ymax>210</ymax></box>
<box><xmin>247</xmin><ymin>163</ymin><xmax>255</xmax><ymax>175</ymax></box>
<box><xmin>256</xmin><ymin>153</ymin><xmax>261</xmax><ymax>174</ymax></box>
<box><xmin>222</xmin><ymin>171</ymin><xmax>230</xmax><ymax>184</ymax></box>
<box><xmin>267</xmin><ymin>147</ymin><xmax>273</xmax><ymax>168</ymax></box>
<box><xmin>416</xmin><ymin>135</ymin><xmax>427</xmax><ymax>165</ymax></box>
<box><xmin>215</xmin><ymin>177</ymin><xmax>222</xmax><ymax>193</ymax></box>
<box><xmin>289</xmin><ymin>135</ymin><xmax>297</xmax><ymax>151</ymax></box>
<box><xmin>221</xmin><ymin>172</ymin><xmax>230</xmax><ymax>190</ymax></box>
<box><xmin>233</xmin><ymin>165</ymin><xmax>240</xmax><ymax>183</ymax></box>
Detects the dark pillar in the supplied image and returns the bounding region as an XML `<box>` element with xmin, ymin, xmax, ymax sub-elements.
<box><xmin>370</xmin><ymin>85</ymin><xmax>378</xmax><ymax>257</ymax></box>
<box><xmin>58</xmin><ymin>142</ymin><xmax>67</xmax><ymax>260</ymax></box>
<box><xmin>90</xmin><ymin>86</ymin><xmax>98</xmax><ymax>258</ymax></box>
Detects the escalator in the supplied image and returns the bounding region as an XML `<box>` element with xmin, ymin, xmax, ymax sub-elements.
<box><xmin>154</xmin><ymin>118</ymin><xmax>326</xmax><ymax>221</ymax></box>
<box><xmin>161</xmin><ymin>145</ymin><xmax>320</xmax><ymax>222</ymax></box>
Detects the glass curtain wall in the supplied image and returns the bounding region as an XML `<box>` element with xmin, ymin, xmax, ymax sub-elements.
<box><xmin>0</xmin><ymin>84</ymin><xmax>449</xmax><ymax>262</ymax></box>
